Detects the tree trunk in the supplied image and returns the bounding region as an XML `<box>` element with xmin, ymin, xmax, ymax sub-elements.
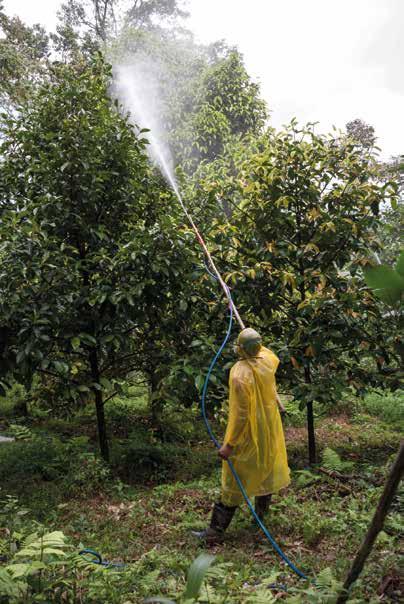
<box><xmin>306</xmin><ymin>400</ymin><xmax>316</xmax><ymax>465</ymax></box>
<box><xmin>336</xmin><ymin>443</ymin><xmax>404</xmax><ymax>604</ymax></box>
<box><xmin>89</xmin><ymin>348</ymin><xmax>109</xmax><ymax>462</ymax></box>
<box><xmin>304</xmin><ymin>364</ymin><xmax>316</xmax><ymax>465</ymax></box>
<box><xmin>16</xmin><ymin>398</ymin><xmax>29</xmax><ymax>417</ymax></box>
<box><xmin>149</xmin><ymin>369</ymin><xmax>162</xmax><ymax>425</ymax></box>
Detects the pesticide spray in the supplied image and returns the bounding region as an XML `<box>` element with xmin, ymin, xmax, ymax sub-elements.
<box><xmin>114</xmin><ymin>61</ymin><xmax>309</xmax><ymax>582</ymax></box>
<box><xmin>115</xmin><ymin>62</ymin><xmax>244</xmax><ymax>328</ymax></box>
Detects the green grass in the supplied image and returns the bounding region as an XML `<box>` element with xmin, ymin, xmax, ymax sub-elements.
<box><xmin>360</xmin><ymin>388</ymin><xmax>404</xmax><ymax>429</ymax></box>
<box><xmin>0</xmin><ymin>389</ymin><xmax>402</xmax><ymax>602</ymax></box>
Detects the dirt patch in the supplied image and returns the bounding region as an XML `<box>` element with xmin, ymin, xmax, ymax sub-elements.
<box><xmin>286</xmin><ymin>415</ymin><xmax>368</xmax><ymax>453</ymax></box>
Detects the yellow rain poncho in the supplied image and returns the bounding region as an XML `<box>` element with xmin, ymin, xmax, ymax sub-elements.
<box><xmin>221</xmin><ymin>346</ymin><xmax>290</xmax><ymax>506</ymax></box>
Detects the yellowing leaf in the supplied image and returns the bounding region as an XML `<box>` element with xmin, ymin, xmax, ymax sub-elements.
<box><xmin>297</xmin><ymin>299</ymin><xmax>309</xmax><ymax>310</ymax></box>
<box><xmin>282</xmin><ymin>271</ymin><xmax>296</xmax><ymax>288</ymax></box>
<box><xmin>307</xmin><ymin>207</ymin><xmax>321</xmax><ymax>221</ymax></box>
<box><xmin>304</xmin><ymin>243</ymin><xmax>320</xmax><ymax>254</ymax></box>
<box><xmin>320</xmin><ymin>221</ymin><xmax>336</xmax><ymax>233</ymax></box>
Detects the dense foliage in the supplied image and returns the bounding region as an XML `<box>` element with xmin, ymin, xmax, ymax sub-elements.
<box><xmin>0</xmin><ymin>7</ymin><xmax>50</xmax><ymax>112</ymax></box>
<box><xmin>187</xmin><ymin>124</ymin><xmax>400</xmax><ymax>461</ymax></box>
<box><xmin>0</xmin><ymin>57</ymin><xmax>198</xmax><ymax>460</ymax></box>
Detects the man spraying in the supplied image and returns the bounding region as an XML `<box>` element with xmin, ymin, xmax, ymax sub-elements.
<box><xmin>195</xmin><ymin>328</ymin><xmax>290</xmax><ymax>541</ymax></box>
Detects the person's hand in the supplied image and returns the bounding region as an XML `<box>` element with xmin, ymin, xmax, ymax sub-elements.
<box><xmin>218</xmin><ymin>443</ymin><xmax>233</xmax><ymax>460</ymax></box>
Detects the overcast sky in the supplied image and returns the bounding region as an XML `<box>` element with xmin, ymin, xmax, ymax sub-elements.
<box><xmin>4</xmin><ymin>0</ymin><xmax>403</xmax><ymax>158</ymax></box>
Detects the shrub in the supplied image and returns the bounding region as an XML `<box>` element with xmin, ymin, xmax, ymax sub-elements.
<box><xmin>322</xmin><ymin>447</ymin><xmax>354</xmax><ymax>473</ymax></box>
<box><xmin>0</xmin><ymin>434</ymin><xmax>113</xmax><ymax>502</ymax></box>
<box><xmin>360</xmin><ymin>389</ymin><xmax>404</xmax><ymax>428</ymax></box>
<box><xmin>63</xmin><ymin>451</ymin><xmax>112</xmax><ymax>496</ymax></box>
<box><xmin>282</xmin><ymin>398</ymin><xmax>306</xmax><ymax>427</ymax></box>
<box><xmin>104</xmin><ymin>393</ymin><xmax>149</xmax><ymax>437</ymax></box>
<box><xmin>0</xmin><ymin>495</ymin><xmax>123</xmax><ymax>603</ymax></box>
<box><xmin>7</xmin><ymin>424</ymin><xmax>32</xmax><ymax>441</ymax></box>
<box><xmin>112</xmin><ymin>438</ymin><xmax>185</xmax><ymax>482</ymax></box>
<box><xmin>0</xmin><ymin>382</ymin><xmax>28</xmax><ymax>418</ymax></box>
<box><xmin>112</xmin><ymin>425</ymin><xmax>216</xmax><ymax>484</ymax></box>
<box><xmin>155</xmin><ymin>405</ymin><xmax>202</xmax><ymax>443</ymax></box>
<box><xmin>0</xmin><ymin>437</ymin><xmax>67</xmax><ymax>484</ymax></box>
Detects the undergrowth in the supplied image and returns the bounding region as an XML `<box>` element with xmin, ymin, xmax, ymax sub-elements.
<box><xmin>0</xmin><ymin>388</ymin><xmax>402</xmax><ymax>602</ymax></box>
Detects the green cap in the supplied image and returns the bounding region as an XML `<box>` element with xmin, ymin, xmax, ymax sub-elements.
<box><xmin>237</xmin><ymin>328</ymin><xmax>262</xmax><ymax>357</ymax></box>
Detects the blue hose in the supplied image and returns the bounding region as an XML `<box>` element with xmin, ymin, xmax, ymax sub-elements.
<box><xmin>78</xmin><ymin>548</ymin><xmax>126</xmax><ymax>568</ymax></box>
<box><xmin>201</xmin><ymin>270</ymin><xmax>309</xmax><ymax>582</ymax></box>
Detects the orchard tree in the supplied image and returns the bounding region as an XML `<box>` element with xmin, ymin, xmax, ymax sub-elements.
<box><xmin>109</xmin><ymin>22</ymin><xmax>267</xmax><ymax>175</ymax></box>
<box><xmin>0</xmin><ymin>7</ymin><xmax>50</xmax><ymax>113</ymax></box>
<box><xmin>171</xmin><ymin>50</ymin><xmax>268</xmax><ymax>173</ymax></box>
<box><xmin>0</xmin><ymin>57</ymin><xmax>190</xmax><ymax>461</ymax></box>
<box><xmin>346</xmin><ymin>118</ymin><xmax>377</xmax><ymax>150</ymax></box>
<box><xmin>190</xmin><ymin>122</ymin><xmax>398</xmax><ymax>463</ymax></box>
<box><xmin>58</xmin><ymin>0</ymin><xmax>119</xmax><ymax>44</ymax></box>
<box><xmin>377</xmin><ymin>157</ymin><xmax>403</xmax><ymax>263</ymax></box>
<box><xmin>55</xmin><ymin>0</ymin><xmax>189</xmax><ymax>54</ymax></box>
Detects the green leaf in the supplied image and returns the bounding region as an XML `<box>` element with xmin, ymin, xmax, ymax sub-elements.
<box><xmin>183</xmin><ymin>554</ymin><xmax>216</xmax><ymax>600</ymax></box>
<box><xmin>316</xmin><ymin>567</ymin><xmax>335</xmax><ymax>589</ymax></box>
<box><xmin>101</xmin><ymin>377</ymin><xmax>116</xmax><ymax>392</ymax></box>
<box><xmin>80</xmin><ymin>334</ymin><xmax>97</xmax><ymax>345</ymax></box>
<box><xmin>6</xmin><ymin>563</ymin><xmax>34</xmax><ymax>578</ymax></box>
<box><xmin>77</xmin><ymin>385</ymin><xmax>90</xmax><ymax>392</ymax></box>
<box><xmin>195</xmin><ymin>374</ymin><xmax>205</xmax><ymax>392</ymax></box>
<box><xmin>53</xmin><ymin>360</ymin><xmax>70</xmax><ymax>375</ymax></box>
<box><xmin>364</xmin><ymin>265</ymin><xmax>404</xmax><ymax>305</ymax></box>
<box><xmin>190</xmin><ymin>339</ymin><xmax>202</xmax><ymax>348</ymax></box>
<box><xmin>71</xmin><ymin>337</ymin><xmax>81</xmax><ymax>350</ymax></box>
<box><xmin>16</xmin><ymin>349</ymin><xmax>25</xmax><ymax>364</ymax></box>
<box><xmin>41</xmin><ymin>548</ymin><xmax>67</xmax><ymax>557</ymax></box>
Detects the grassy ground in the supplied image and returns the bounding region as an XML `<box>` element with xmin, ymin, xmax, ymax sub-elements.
<box><xmin>0</xmin><ymin>390</ymin><xmax>403</xmax><ymax>602</ymax></box>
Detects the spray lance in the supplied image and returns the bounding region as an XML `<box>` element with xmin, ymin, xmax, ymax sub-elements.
<box><xmin>173</xmin><ymin>188</ymin><xmax>245</xmax><ymax>329</ymax></box>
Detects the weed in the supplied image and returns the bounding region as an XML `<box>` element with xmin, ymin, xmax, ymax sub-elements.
<box><xmin>0</xmin><ymin>382</ymin><xmax>28</xmax><ymax>418</ymax></box>
<box><xmin>7</xmin><ymin>424</ymin><xmax>32</xmax><ymax>441</ymax></box>
<box><xmin>321</xmin><ymin>447</ymin><xmax>354</xmax><ymax>472</ymax></box>
<box><xmin>64</xmin><ymin>452</ymin><xmax>112</xmax><ymax>496</ymax></box>
<box><xmin>360</xmin><ymin>389</ymin><xmax>404</xmax><ymax>428</ymax></box>
<box><xmin>0</xmin><ymin>393</ymin><xmax>402</xmax><ymax>603</ymax></box>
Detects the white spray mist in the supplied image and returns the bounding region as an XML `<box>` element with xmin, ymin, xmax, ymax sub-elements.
<box><xmin>114</xmin><ymin>59</ymin><xmax>180</xmax><ymax>196</ymax></box>
<box><xmin>113</xmin><ymin>56</ymin><xmax>245</xmax><ymax>328</ymax></box>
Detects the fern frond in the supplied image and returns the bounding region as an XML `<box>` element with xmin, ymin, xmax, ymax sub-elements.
<box><xmin>322</xmin><ymin>447</ymin><xmax>344</xmax><ymax>472</ymax></box>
